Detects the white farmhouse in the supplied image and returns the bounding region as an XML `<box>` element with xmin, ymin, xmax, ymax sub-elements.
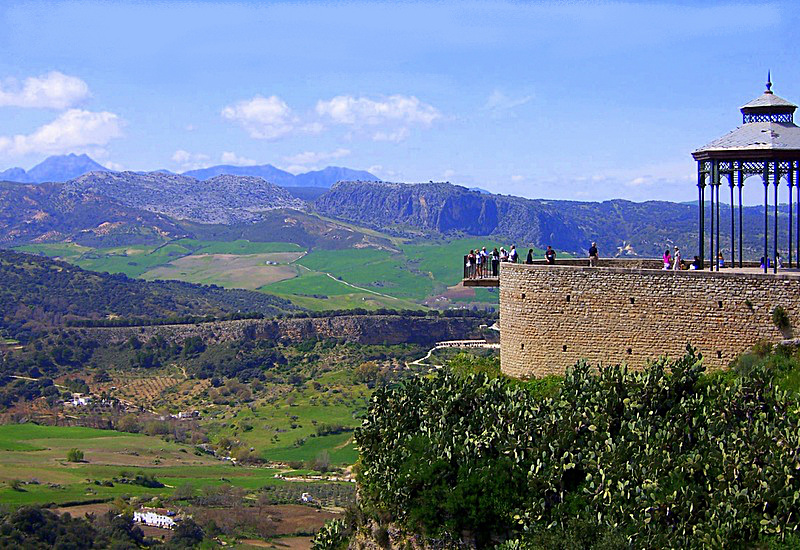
<box><xmin>133</xmin><ymin>508</ymin><xmax>180</xmax><ymax>529</ymax></box>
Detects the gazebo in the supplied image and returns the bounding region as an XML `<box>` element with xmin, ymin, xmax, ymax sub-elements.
<box><xmin>692</xmin><ymin>74</ymin><xmax>800</xmax><ymax>273</ymax></box>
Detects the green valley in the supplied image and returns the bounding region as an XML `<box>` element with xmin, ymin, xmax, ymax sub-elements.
<box><xmin>15</xmin><ymin>235</ymin><xmax>513</xmax><ymax>311</ymax></box>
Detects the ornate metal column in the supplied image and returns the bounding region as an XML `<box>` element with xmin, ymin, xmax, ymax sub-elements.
<box><xmin>789</xmin><ymin>168</ymin><xmax>794</xmax><ymax>267</ymax></box>
<box><xmin>698</xmin><ymin>163</ymin><xmax>705</xmax><ymax>270</ymax></box>
<box><xmin>729</xmin><ymin>171</ymin><xmax>735</xmax><ymax>266</ymax></box>
<box><xmin>710</xmin><ymin>161</ymin><xmax>716</xmax><ymax>269</ymax></box>
<box><xmin>774</xmin><ymin>160</ymin><xmax>779</xmax><ymax>274</ymax></box>
<box><xmin>737</xmin><ymin>164</ymin><xmax>743</xmax><ymax>268</ymax></box>
<box><xmin>764</xmin><ymin>161</ymin><xmax>769</xmax><ymax>273</ymax></box>
<box><xmin>716</xmin><ymin>175</ymin><xmax>721</xmax><ymax>270</ymax></box>
<box><xmin>714</xmin><ymin>160</ymin><xmax>721</xmax><ymax>271</ymax></box>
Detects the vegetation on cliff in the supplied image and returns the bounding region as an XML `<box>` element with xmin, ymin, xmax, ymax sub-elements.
<box><xmin>0</xmin><ymin>250</ymin><xmax>295</xmax><ymax>340</ymax></box>
<box><xmin>349</xmin><ymin>348</ymin><xmax>800</xmax><ymax>549</ymax></box>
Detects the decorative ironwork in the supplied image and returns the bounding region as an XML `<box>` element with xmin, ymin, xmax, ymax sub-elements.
<box><xmin>742</xmin><ymin>112</ymin><xmax>793</xmax><ymax>124</ymax></box>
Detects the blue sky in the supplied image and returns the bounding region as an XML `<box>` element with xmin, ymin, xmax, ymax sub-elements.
<box><xmin>1</xmin><ymin>0</ymin><xmax>798</xmax><ymax>203</ymax></box>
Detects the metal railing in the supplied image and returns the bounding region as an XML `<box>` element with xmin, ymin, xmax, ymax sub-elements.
<box><xmin>463</xmin><ymin>255</ymin><xmax>507</xmax><ymax>280</ymax></box>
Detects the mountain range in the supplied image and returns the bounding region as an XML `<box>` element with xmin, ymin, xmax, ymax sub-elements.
<box><xmin>0</xmin><ymin>154</ymin><xmax>379</xmax><ymax>188</ymax></box>
<box><xmin>64</xmin><ymin>171</ymin><xmax>304</xmax><ymax>224</ymax></box>
<box><xmin>0</xmin><ymin>154</ymin><xmax>109</xmax><ymax>183</ymax></box>
<box><xmin>316</xmin><ymin>180</ymin><xmax>774</xmax><ymax>258</ymax></box>
<box><xmin>0</xmin><ymin>166</ymin><xmax>778</xmax><ymax>258</ymax></box>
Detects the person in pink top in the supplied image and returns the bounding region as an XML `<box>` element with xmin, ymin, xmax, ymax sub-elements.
<box><xmin>662</xmin><ymin>249</ymin><xmax>671</xmax><ymax>270</ymax></box>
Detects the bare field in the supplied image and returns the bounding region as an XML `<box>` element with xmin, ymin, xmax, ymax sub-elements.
<box><xmin>55</xmin><ymin>502</ymin><xmax>114</xmax><ymax>518</ymax></box>
<box><xmin>141</xmin><ymin>253</ymin><xmax>303</xmax><ymax>290</ymax></box>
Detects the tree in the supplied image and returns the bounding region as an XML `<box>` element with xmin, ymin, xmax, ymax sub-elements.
<box><xmin>313</xmin><ymin>450</ymin><xmax>331</xmax><ymax>473</ymax></box>
<box><xmin>116</xmin><ymin>414</ymin><xmax>140</xmax><ymax>433</ymax></box>
<box><xmin>66</xmin><ymin>448</ymin><xmax>84</xmax><ymax>462</ymax></box>
<box><xmin>169</xmin><ymin>518</ymin><xmax>204</xmax><ymax>548</ymax></box>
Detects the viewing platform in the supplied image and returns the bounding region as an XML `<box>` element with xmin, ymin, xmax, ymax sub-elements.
<box><xmin>463</xmin><ymin>257</ymin><xmax>800</xmax><ymax>287</ymax></box>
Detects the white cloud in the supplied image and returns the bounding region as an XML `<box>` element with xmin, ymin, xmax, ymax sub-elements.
<box><xmin>0</xmin><ymin>109</ymin><xmax>123</xmax><ymax>157</ymax></box>
<box><xmin>511</xmin><ymin>174</ymin><xmax>524</xmax><ymax>182</ymax></box>
<box><xmin>372</xmin><ymin>127</ymin><xmax>410</xmax><ymax>143</ymax></box>
<box><xmin>316</xmin><ymin>94</ymin><xmax>440</xmax><ymax>142</ymax></box>
<box><xmin>220</xmin><ymin>151</ymin><xmax>257</xmax><ymax>166</ymax></box>
<box><xmin>283</xmin><ymin>148</ymin><xmax>350</xmax><ymax>166</ymax></box>
<box><xmin>172</xmin><ymin>149</ymin><xmax>211</xmax><ymax>170</ymax></box>
<box><xmin>366</xmin><ymin>164</ymin><xmax>400</xmax><ymax>181</ymax></box>
<box><xmin>283</xmin><ymin>165</ymin><xmax>310</xmax><ymax>175</ymax></box>
<box><xmin>484</xmin><ymin>89</ymin><xmax>533</xmax><ymax>112</ymax></box>
<box><xmin>221</xmin><ymin>95</ymin><xmax>296</xmax><ymax>140</ymax></box>
<box><xmin>0</xmin><ymin>71</ymin><xmax>90</xmax><ymax>109</ymax></box>
<box><xmin>316</xmin><ymin>95</ymin><xmax>440</xmax><ymax>126</ymax></box>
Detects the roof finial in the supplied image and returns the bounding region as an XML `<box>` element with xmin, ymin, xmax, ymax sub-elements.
<box><xmin>766</xmin><ymin>70</ymin><xmax>773</xmax><ymax>93</ymax></box>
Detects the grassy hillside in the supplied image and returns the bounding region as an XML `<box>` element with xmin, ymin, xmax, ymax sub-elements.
<box><xmin>0</xmin><ymin>424</ymin><xmax>269</xmax><ymax>506</ymax></box>
<box><xmin>16</xmin><ymin>235</ymin><xmax>510</xmax><ymax>311</ymax></box>
<box><xmin>0</xmin><ymin>250</ymin><xmax>294</xmax><ymax>339</ymax></box>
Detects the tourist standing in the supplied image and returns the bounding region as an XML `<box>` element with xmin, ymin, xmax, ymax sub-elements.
<box><xmin>509</xmin><ymin>245</ymin><xmax>518</xmax><ymax>263</ymax></box>
<box><xmin>491</xmin><ymin>247</ymin><xmax>500</xmax><ymax>276</ymax></box>
<box><xmin>663</xmin><ymin>249</ymin><xmax>671</xmax><ymax>270</ymax></box>
<box><xmin>588</xmin><ymin>242</ymin><xmax>599</xmax><ymax>267</ymax></box>
<box><xmin>526</xmin><ymin>248</ymin><xmax>534</xmax><ymax>264</ymax></box>
<box><xmin>672</xmin><ymin>246</ymin><xmax>681</xmax><ymax>271</ymax></box>
<box><xmin>476</xmin><ymin>247</ymin><xmax>484</xmax><ymax>277</ymax></box>
<box><xmin>500</xmin><ymin>247</ymin><xmax>508</xmax><ymax>262</ymax></box>
<box><xmin>545</xmin><ymin>246</ymin><xmax>556</xmax><ymax>265</ymax></box>
<box><xmin>467</xmin><ymin>249</ymin><xmax>476</xmax><ymax>278</ymax></box>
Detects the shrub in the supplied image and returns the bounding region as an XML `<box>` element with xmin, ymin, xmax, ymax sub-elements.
<box><xmin>773</xmin><ymin>305</ymin><xmax>791</xmax><ymax>331</ymax></box>
<box><xmin>66</xmin><ymin>448</ymin><xmax>84</xmax><ymax>462</ymax></box>
<box><xmin>311</xmin><ymin>518</ymin><xmax>348</xmax><ymax>550</ymax></box>
<box><xmin>356</xmin><ymin>347</ymin><xmax>800</xmax><ymax>548</ymax></box>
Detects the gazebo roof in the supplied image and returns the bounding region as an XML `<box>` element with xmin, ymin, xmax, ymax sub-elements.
<box><xmin>740</xmin><ymin>92</ymin><xmax>797</xmax><ymax>111</ymax></box>
<box><xmin>692</xmin><ymin>76</ymin><xmax>800</xmax><ymax>159</ymax></box>
<box><xmin>693</xmin><ymin>121</ymin><xmax>800</xmax><ymax>155</ymax></box>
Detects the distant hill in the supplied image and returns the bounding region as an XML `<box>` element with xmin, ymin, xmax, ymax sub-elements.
<box><xmin>293</xmin><ymin>166</ymin><xmax>380</xmax><ymax>188</ymax></box>
<box><xmin>0</xmin><ymin>154</ymin><xmax>109</xmax><ymax>183</ymax></box>
<box><xmin>183</xmin><ymin>163</ymin><xmax>379</xmax><ymax>188</ymax></box>
<box><xmin>0</xmin><ymin>176</ymin><xmax>393</xmax><ymax>249</ymax></box>
<box><xmin>65</xmin><ymin>171</ymin><xmax>305</xmax><ymax>224</ymax></box>
<box><xmin>183</xmin><ymin>163</ymin><xmax>297</xmax><ymax>186</ymax></box>
<box><xmin>0</xmin><ymin>180</ymin><xmax>187</xmax><ymax>247</ymax></box>
<box><xmin>0</xmin><ymin>250</ymin><xmax>295</xmax><ymax>338</ymax></box>
<box><xmin>315</xmin><ymin>181</ymin><xmax>774</xmax><ymax>259</ymax></box>
<box><xmin>0</xmin><ymin>154</ymin><xmax>379</xmax><ymax>189</ymax></box>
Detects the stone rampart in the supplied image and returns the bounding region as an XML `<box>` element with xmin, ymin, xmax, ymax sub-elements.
<box><xmin>499</xmin><ymin>263</ymin><xmax>800</xmax><ymax>377</ymax></box>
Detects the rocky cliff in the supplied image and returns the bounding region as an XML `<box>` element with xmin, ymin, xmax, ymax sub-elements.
<box><xmin>315</xmin><ymin>181</ymin><xmax>774</xmax><ymax>259</ymax></box>
<box><xmin>0</xmin><ymin>181</ymin><xmax>187</xmax><ymax>246</ymax></box>
<box><xmin>65</xmin><ymin>171</ymin><xmax>305</xmax><ymax>224</ymax></box>
<box><xmin>72</xmin><ymin>315</ymin><xmax>484</xmax><ymax>347</ymax></box>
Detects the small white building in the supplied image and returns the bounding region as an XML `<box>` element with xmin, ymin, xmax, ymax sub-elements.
<box><xmin>133</xmin><ymin>508</ymin><xmax>180</xmax><ymax>529</ymax></box>
<box><xmin>300</xmin><ymin>492</ymin><xmax>314</xmax><ymax>503</ymax></box>
<box><xmin>70</xmin><ymin>393</ymin><xmax>92</xmax><ymax>407</ymax></box>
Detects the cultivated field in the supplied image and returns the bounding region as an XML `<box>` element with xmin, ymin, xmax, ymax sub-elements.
<box><xmin>142</xmin><ymin>252</ymin><xmax>303</xmax><ymax>290</ymax></box>
<box><xmin>14</xmin><ymin>236</ymin><xmax>511</xmax><ymax>309</ymax></box>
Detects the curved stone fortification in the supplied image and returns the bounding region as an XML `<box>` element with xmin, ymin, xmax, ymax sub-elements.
<box><xmin>499</xmin><ymin>262</ymin><xmax>800</xmax><ymax>378</ymax></box>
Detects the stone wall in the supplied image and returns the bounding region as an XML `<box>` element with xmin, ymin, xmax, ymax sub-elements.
<box><xmin>499</xmin><ymin>263</ymin><xmax>800</xmax><ymax>377</ymax></box>
<box><xmin>73</xmin><ymin>315</ymin><xmax>483</xmax><ymax>348</ymax></box>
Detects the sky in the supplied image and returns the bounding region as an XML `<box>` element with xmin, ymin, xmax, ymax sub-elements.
<box><xmin>0</xmin><ymin>0</ymin><xmax>799</xmax><ymax>203</ymax></box>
